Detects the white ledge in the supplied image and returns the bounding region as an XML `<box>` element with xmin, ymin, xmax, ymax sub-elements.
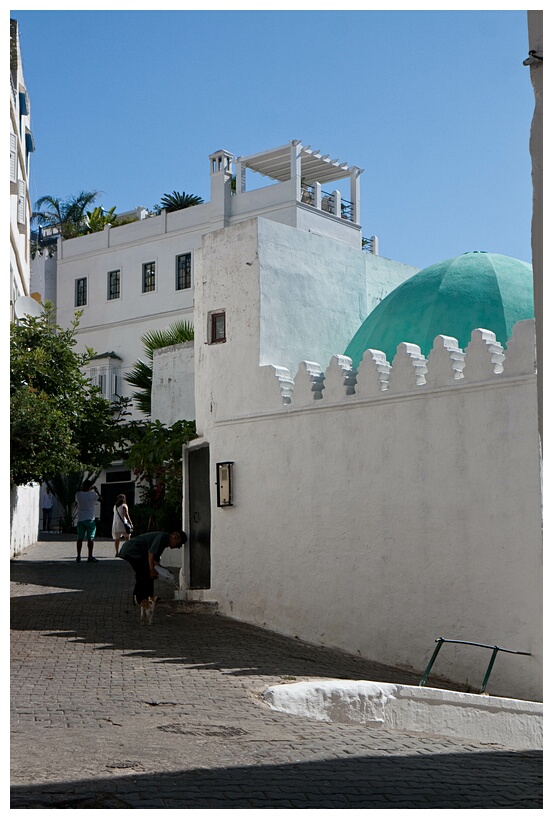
<box><xmin>263</xmin><ymin>680</ymin><xmax>542</xmax><ymax>750</ymax></box>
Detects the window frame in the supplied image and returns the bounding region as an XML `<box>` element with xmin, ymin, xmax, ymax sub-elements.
<box><xmin>107</xmin><ymin>269</ymin><xmax>121</xmax><ymax>301</ymax></box>
<box><xmin>142</xmin><ymin>261</ymin><xmax>156</xmax><ymax>293</ymax></box>
<box><xmin>75</xmin><ymin>277</ymin><xmax>88</xmax><ymax>307</ymax></box>
<box><xmin>209</xmin><ymin>310</ymin><xmax>226</xmax><ymax>344</ymax></box>
<box><xmin>176</xmin><ymin>252</ymin><xmax>192</xmax><ymax>291</ymax></box>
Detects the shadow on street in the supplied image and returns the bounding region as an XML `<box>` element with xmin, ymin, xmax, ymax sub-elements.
<box><xmin>10</xmin><ymin>748</ymin><xmax>543</xmax><ymax>808</ymax></box>
<box><xmin>11</xmin><ymin>557</ymin><xmax>442</xmax><ymax>685</ymax></box>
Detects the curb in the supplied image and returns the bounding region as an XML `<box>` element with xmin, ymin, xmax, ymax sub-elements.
<box><xmin>263</xmin><ymin>680</ymin><xmax>543</xmax><ymax>750</ymax></box>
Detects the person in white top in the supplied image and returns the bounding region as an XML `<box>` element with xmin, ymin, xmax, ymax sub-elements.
<box><xmin>42</xmin><ymin>487</ymin><xmax>54</xmax><ymax>532</ymax></box>
<box><xmin>75</xmin><ymin>479</ymin><xmax>102</xmax><ymax>562</ymax></box>
<box><xmin>112</xmin><ymin>493</ymin><xmax>133</xmax><ymax>557</ymax></box>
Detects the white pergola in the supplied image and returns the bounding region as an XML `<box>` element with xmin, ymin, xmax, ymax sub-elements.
<box><xmin>234</xmin><ymin>140</ymin><xmax>363</xmax><ymax>223</ymax></box>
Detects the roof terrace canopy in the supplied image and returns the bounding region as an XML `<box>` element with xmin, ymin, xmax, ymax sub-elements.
<box><xmin>237</xmin><ymin>140</ymin><xmax>362</xmax><ymax>185</ymax></box>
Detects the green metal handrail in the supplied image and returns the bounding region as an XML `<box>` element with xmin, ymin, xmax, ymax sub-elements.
<box><xmin>419</xmin><ymin>637</ymin><xmax>531</xmax><ymax>694</ymax></box>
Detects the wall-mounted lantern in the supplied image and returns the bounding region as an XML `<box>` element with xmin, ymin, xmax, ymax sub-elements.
<box><xmin>216</xmin><ymin>461</ymin><xmax>234</xmax><ymax>507</ymax></box>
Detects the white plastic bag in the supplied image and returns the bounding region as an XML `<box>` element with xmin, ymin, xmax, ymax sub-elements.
<box><xmin>155</xmin><ymin>565</ymin><xmax>177</xmax><ymax>585</ymax></box>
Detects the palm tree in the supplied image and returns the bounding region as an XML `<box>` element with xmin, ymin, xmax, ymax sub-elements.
<box><xmin>84</xmin><ymin>206</ymin><xmax>118</xmax><ymax>233</ymax></box>
<box><xmin>125</xmin><ymin>320</ymin><xmax>194</xmax><ymax>416</ymax></box>
<box><xmin>157</xmin><ymin>191</ymin><xmax>204</xmax><ymax>213</ymax></box>
<box><xmin>33</xmin><ymin>190</ymin><xmax>101</xmax><ymax>239</ymax></box>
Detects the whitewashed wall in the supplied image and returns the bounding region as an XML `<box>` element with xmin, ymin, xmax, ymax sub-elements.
<box><xmin>56</xmin><ymin>225</ymin><xmax>196</xmax><ymax>330</ymax></box>
<box><xmin>191</xmin><ymin>218</ymin><xmax>542</xmax><ymax>702</ymax></box>
<box><xmin>193</xmin><ymin>218</ymin><xmax>417</xmax><ymax>425</ymax></box>
<box><xmin>151</xmin><ymin>341</ymin><xmax>195</xmax><ymax>425</ymax></box>
<box><xmin>10</xmin><ymin>484</ymin><xmax>40</xmax><ymax>557</ymax></box>
<box><xmin>257</xmin><ymin>219</ymin><xmax>418</xmax><ymax>376</ymax></box>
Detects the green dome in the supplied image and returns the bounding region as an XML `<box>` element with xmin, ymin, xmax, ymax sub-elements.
<box><xmin>345</xmin><ymin>252</ymin><xmax>534</xmax><ymax>367</ymax></box>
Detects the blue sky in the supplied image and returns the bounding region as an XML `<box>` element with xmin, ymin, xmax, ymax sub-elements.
<box><xmin>12</xmin><ymin>7</ymin><xmax>535</xmax><ymax>270</ymax></box>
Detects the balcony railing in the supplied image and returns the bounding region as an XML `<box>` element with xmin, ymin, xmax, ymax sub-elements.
<box><xmin>300</xmin><ymin>184</ymin><xmax>355</xmax><ymax>222</ymax></box>
<box><xmin>339</xmin><ymin>197</ymin><xmax>353</xmax><ymax>221</ymax></box>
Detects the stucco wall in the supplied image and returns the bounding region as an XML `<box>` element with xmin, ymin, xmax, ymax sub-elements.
<box><xmin>10</xmin><ymin>484</ymin><xmax>40</xmax><ymax>557</ymax></box>
<box><xmin>199</xmin><ymin>334</ymin><xmax>541</xmax><ymax>701</ymax></box>
<box><xmin>191</xmin><ymin>218</ymin><xmax>417</xmax><ymax>425</ymax></box>
<box><xmin>194</xmin><ymin>219</ymin><xmax>263</xmax><ymax>427</ymax></box>
<box><xmin>151</xmin><ymin>341</ymin><xmax>195</xmax><ymax>425</ymax></box>
<box><xmin>191</xmin><ymin>217</ymin><xmax>541</xmax><ymax>701</ymax></box>
<box><xmin>257</xmin><ymin>219</ymin><xmax>418</xmax><ymax>377</ymax></box>
<box><xmin>56</xmin><ymin>230</ymin><xmax>196</xmax><ymax>332</ymax></box>
<box><xmin>53</xmin><ymin>228</ymin><xmax>197</xmax><ymax>418</ymax></box>
<box><xmin>363</xmin><ymin>252</ymin><xmax>419</xmax><ymax>314</ymax></box>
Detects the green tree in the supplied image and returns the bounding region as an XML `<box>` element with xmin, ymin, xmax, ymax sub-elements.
<box><xmin>33</xmin><ymin>190</ymin><xmax>101</xmax><ymax>239</ymax></box>
<box><xmin>152</xmin><ymin>191</ymin><xmax>204</xmax><ymax>214</ymax></box>
<box><xmin>84</xmin><ymin>205</ymin><xmax>118</xmax><ymax>233</ymax></box>
<box><xmin>10</xmin><ymin>305</ymin><xmax>130</xmax><ymax>486</ymax></box>
<box><xmin>126</xmin><ymin>419</ymin><xmax>196</xmax><ymax>531</ymax></box>
<box><xmin>124</xmin><ymin>319</ymin><xmax>194</xmax><ymax>416</ymax></box>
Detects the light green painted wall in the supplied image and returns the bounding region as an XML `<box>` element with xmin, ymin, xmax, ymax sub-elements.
<box><xmin>257</xmin><ymin>218</ymin><xmax>418</xmax><ymax>375</ymax></box>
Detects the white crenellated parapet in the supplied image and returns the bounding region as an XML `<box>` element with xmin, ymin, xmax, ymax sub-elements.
<box><xmin>502</xmin><ymin>319</ymin><xmax>536</xmax><ymax>377</ymax></box>
<box><xmin>260</xmin><ymin>364</ymin><xmax>294</xmax><ymax>405</ymax></box>
<box><xmin>292</xmin><ymin>360</ymin><xmax>325</xmax><ymax>405</ymax></box>
<box><xmin>355</xmin><ymin>349</ymin><xmax>391</xmax><ymax>397</ymax></box>
<box><xmin>261</xmin><ymin>320</ymin><xmax>535</xmax><ymax>410</ymax></box>
<box><xmin>321</xmin><ymin>355</ymin><xmax>357</xmax><ymax>401</ymax></box>
<box><xmin>463</xmin><ymin>328</ymin><xmax>505</xmax><ymax>383</ymax></box>
<box><xmin>389</xmin><ymin>343</ymin><xmax>428</xmax><ymax>392</ymax></box>
<box><xmin>424</xmin><ymin>335</ymin><xmax>466</xmax><ymax>388</ymax></box>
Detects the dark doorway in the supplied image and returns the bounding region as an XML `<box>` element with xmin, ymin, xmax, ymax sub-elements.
<box><xmin>99</xmin><ymin>482</ymin><xmax>135</xmax><ymax>538</ymax></box>
<box><xmin>188</xmin><ymin>446</ymin><xmax>211</xmax><ymax>589</ymax></box>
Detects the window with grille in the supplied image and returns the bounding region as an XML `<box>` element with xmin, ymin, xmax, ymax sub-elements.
<box><xmin>107</xmin><ymin>269</ymin><xmax>120</xmax><ymax>300</ymax></box>
<box><xmin>75</xmin><ymin>277</ymin><xmax>87</xmax><ymax>307</ymax></box>
<box><xmin>142</xmin><ymin>261</ymin><xmax>156</xmax><ymax>293</ymax></box>
<box><xmin>176</xmin><ymin>253</ymin><xmax>192</xmax><ymax>290</ymax></box>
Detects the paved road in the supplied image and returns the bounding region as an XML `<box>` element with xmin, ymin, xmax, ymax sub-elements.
<box><xmin>11</xmin><ymin>538</ymin><xmax>542</xmax><ymax>809</ymax></box>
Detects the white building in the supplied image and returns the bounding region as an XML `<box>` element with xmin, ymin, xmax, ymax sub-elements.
<box><xmin>10</xmin><ymin>19</ymin><xmax>34</xmax><ymax>317</ymax></box>
<box><xmin>33</xmin><ymin>141</ymin><xmax>419</xmax><ymax>532</ymax></box>
<box><xmin>35</xmin><ymin>141</ymin><xmax>417</xmax><ymax>417</ymax></box>
<box><xmin>158</xmin><ymin>216</ymin><xmax>540</xmax><ymax>702</ymax></box>
<box><xmin>10</xmin><ymin>18</ymin><xmax>40</xmax><ymax>556</ymax></box>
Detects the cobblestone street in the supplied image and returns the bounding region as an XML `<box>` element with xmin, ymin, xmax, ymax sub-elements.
<box><xmin>11</xmin><ymin>538</ymin><xmax>542</xmax><ymax>809</ymax></box>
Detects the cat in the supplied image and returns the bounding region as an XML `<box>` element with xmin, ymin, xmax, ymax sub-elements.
<box><xmin>139</xmin><ymin>596</ymin><xmax>158</xmax><ymax>625</ymax></box>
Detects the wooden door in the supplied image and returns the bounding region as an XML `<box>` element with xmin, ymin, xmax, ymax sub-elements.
<box><xmin>188</xmin><ymin>446</ymin><xmax>211</xmax><ymax>589</ymax></box>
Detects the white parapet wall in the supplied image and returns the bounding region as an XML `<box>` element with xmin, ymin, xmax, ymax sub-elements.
<box><xmin>151</xmin><ymin>341</ymin><xmax>195</xmax><ymax>426</ymax></box>
<box><xmin>10</xmin><ymin>484</ymin><xmax>40</xmax><ymax>557</ymax></box>
<box><xmin>263</xmin><ymin>680</ymin><xmax>543</xmax><ymax>750</ymax></box>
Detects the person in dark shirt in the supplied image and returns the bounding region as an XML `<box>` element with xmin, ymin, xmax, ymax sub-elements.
<box><xmin>118</xmin><ymin>530</ymin><xmax>186</xmax><ymax>604</ymax></box>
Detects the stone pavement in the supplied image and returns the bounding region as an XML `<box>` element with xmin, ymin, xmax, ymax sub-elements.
<box><xmin>11</xmin><ymin>538</ymin><xmax>542</xmax><ymax>809</ymax></box>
